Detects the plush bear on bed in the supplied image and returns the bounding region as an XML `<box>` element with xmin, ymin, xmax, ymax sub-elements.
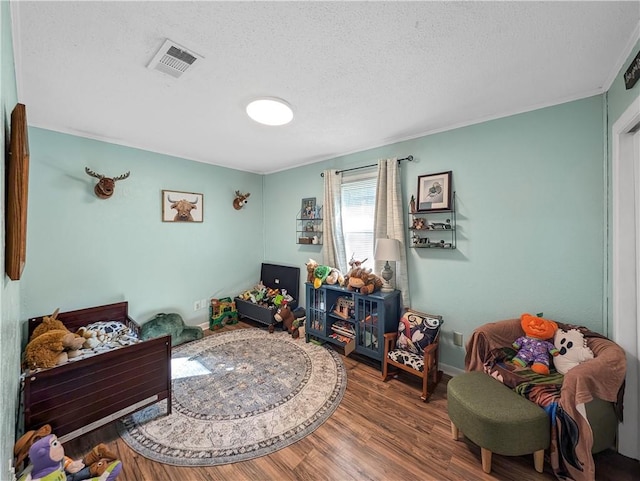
<box><xmin>24</xmin><ymin>309</ymin><xmax>85</xmax><ymax>370</ymax></box>
<box><xmin>140</xmin><ymin>312</ymin><xmax>203</xmax><ymax>347</ymax></box>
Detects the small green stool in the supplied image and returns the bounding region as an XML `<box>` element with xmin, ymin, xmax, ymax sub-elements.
<box><xmin>447</xmin><ymin>371</ymin><xmax>550</xmax><ymax>474</ymax></box>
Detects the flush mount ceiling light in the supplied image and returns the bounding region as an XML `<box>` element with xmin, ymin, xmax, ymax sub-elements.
<box><xmin>246</xmin><ymin>98</ymin><xmax>293</xmax><ymax>126</ymax></box>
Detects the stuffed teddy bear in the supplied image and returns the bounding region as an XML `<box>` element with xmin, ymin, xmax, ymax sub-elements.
<box><xmin>14</xmin><ymin>425</ymin><xmax>122</xmax><ymax>481</ymax></box>
<box><xmin>24</xmin><ymin>309</ymin><xmax>85</xmax><ymax>370</ymax></box>
<box><xmin>512</xmin><ymin>313</ymin><xmax>560</xmax><ymax>375</ymax></box>
<box><xmin>553</xmin><ymin>328</ymin><xmax>594</xmax><ymax>374</ymax></box>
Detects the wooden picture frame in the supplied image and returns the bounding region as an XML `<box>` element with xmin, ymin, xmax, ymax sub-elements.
<box><xmin>6</xmin><ymin>103</ymin><xmax>29</xmax><ymax>280</ymax></box>
<box><xmin>417</xmin><ymin>171</ymin><xmax>452</xmax><ymax>212</ymax></box>
<box><xmin>162</xmin><ymin>190</ymin><xmax>203</xmax><ymax>222</ymax></box>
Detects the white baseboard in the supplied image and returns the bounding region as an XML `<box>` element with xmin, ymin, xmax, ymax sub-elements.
<box><xmin>440</xmin><ymin>362</ymin><xmax>465</xmax><ymax>377</ymax></box>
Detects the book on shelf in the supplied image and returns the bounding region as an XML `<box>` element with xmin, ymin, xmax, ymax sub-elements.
<box><xmin>330</xmin><ymin>320</ymin><xmax>355</xmax><ymax>338</ymax></box>
<box><xmin>329</xmin><ymin>333</ymin><xmax>354</xmax><ymax>343</ymax></box>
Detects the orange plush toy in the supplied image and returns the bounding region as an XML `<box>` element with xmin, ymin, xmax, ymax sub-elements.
<box><xmin>512</xmin><ymin>313</ymin><xmax>560</xmax><ymax>375</ymax></box>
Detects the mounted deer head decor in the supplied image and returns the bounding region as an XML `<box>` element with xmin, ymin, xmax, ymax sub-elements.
<box><xmin>233</xmin><ymin>191</ymin><xmax>250</xmax><ymax>210</ymax></box>
<box><xmin>85</xmin><ymin>167</ymin><xmax>130</xmax><ymax>199</ymax></box>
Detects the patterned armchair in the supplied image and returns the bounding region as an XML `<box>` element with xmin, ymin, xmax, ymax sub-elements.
<box><xmin>382</xmin><ymin>308</ymin><xmax>443</xmax><ymax>401</ymax></box>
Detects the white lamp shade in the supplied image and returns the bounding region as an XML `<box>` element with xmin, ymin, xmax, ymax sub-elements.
<box><xmin>374</xmin><ymin>238</ymin><xmax>401</xmax><ymax>261</ymax></box>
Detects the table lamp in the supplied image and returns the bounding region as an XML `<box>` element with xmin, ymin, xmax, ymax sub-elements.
<box><xmin>374</xmin><ymin>238</ymin><xmax>401</xmax><ymax>292</ymax></box>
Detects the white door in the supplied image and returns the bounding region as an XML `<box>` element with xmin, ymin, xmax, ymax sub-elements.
<box><xmin>612</xmin><ymin>99</ymin><xmax>640</xmax><ymax>461</ymax></box>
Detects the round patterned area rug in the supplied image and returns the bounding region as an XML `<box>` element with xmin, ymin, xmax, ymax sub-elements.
<box><xmin>118</xmin><ymin>328</ymin><xmax>346</xmax><ymax>466</ymax></box>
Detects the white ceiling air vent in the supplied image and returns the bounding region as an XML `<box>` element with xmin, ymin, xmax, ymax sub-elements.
<box><xmin>147</xmin><ymin>39</ymin><xmax>202</xmax><ymax>79</ymax></box>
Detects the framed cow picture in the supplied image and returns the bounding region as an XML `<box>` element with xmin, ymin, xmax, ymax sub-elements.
<box><xmin>162</xmin><ymin>190</ymin><xmax>204</xmax><ymax>222</ymax></box>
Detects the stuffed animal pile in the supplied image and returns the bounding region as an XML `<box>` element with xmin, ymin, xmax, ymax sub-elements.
<box><xmin>14</xmin><ymin>424</ymin><xmax>122</xmax><ymax>481</ymax></box>
<box><xmin>24</xmin><ymin>309</ymin><xmax>85</xmax><ymax>370</ymax></box>
<box><xmin>305</xmin><ymin>259</ymin><xmax>346</xmax><ymax>289</ymax></box>
<box><xmin>238</xmin><ymin>282</ymin><xmax>294</xmax><ymax>308</ymax></box>
<box><xmin>24</xmin><ymin>309</ymin><xmax>143</xmax><ymax>370</ymax></box>
<box><xmin>305</xmin><ymin>257</ymin><xmax>383</xmax><ymax>294</ymax></box>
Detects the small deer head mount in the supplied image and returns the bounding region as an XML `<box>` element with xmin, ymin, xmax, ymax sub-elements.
<box><xmin>233</xmin><ymin>191</ymin><xmax>250</xmax><ymax>210</ymax></box>
<box><xmin>85</xmin><ymin>167</ymin><xmax>130</xmax><ymax>199</ymax></box>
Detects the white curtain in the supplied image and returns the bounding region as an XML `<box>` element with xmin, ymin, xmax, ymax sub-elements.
<box><xmin>374</xmin><ymin>158</ymin><xmax>410</xmax><ymax>307</ymax></box>
<box><xmin>322</xmin><ymin>169</ymin><xmax>348</xmax><ymax>274</ymax></box>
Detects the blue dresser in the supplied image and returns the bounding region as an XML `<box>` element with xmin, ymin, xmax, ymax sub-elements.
<box><xmin>305</xmin><ymin>283</ymin><xmax>400</xmax><ymax>366</ymax></box>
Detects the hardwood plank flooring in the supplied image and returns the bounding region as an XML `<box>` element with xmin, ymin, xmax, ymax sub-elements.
<box><xmin>63</xmin><ymin>321</ymin><xmax>639</xmax><ymax>481</ymax></box>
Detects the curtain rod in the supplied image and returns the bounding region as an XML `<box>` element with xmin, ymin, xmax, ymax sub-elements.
<box><xmin>320</xmin><ymin>155</ymin><xmax>413</xmax><ymax>177</ymax></box>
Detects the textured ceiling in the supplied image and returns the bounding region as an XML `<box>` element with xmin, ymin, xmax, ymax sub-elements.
<box><xmin>11</xmin><ymin>1</ymin><xmax>640</xmax><ymax>174</ymax></box>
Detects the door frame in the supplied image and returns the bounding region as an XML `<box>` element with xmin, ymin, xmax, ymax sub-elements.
<box><xmin>611</xmin><ymin>97</ymin><xmax>640</xmax><ymax>460</ymax></box>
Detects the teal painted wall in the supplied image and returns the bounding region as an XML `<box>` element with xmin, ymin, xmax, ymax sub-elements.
<box><xmin>22</xmin><ymin>128</ymin><xmax>264</xmax><ymax>324</ymax></box>
<box><xmin>1</xmin><ymin>0</ymin><xmax>22</xmax><ymax>475</ymax></box>
<box><xmin>264</xmin><ymin>96</ymin><xmax>606</xmax><ymax>369</ymax></box>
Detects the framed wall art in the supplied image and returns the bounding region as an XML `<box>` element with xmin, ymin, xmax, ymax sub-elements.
<box><xmin>162</xmin><ymin>190</ymin><xmax>203</xmax><ymax>222</ymax></box>
<box><xmin>417</xmin><ymin>171</ymin><xmax>452</xmax><ymax>212</ymax></box>
<box><xmin>6</xmin><ymin>103</ymin><xmax>30</xmax><ymax>280</ymax></box>
<box><xmin>301</xmin><ymin>197</ymin><xmax>317</xmax><ymax>219</ymax></box>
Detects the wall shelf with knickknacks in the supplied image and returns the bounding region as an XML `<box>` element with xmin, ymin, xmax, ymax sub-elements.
<box><xmin>409</xmin><ymin>192</ymin><xmax>457</xmax><ymax>249</ymax></box>
<box><xmin>297</xmin><ymin>205</ymin><xmax>322</xmax><ymax>245</ymax></box>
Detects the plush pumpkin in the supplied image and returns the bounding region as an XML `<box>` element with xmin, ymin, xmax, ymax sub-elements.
<box><xmin>512</xmin><ymin>313</ymin><xmax>560</xmax><ymax>375</ymax></box>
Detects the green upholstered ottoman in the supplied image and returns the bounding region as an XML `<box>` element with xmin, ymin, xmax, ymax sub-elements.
<box><xmin>447</xmin><ymin>371</ymin><xmax>550</xmax><ymax>474</ymax></box>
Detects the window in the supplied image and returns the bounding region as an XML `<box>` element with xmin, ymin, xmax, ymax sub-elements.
<box><xmin>341</xmin><ymin>171</ymin><xmax>377</xmax><ymax>270</ymax></box>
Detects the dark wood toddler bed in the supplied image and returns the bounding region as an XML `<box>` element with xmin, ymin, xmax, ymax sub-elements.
<box><xmin>23</xmin><ymin>301</ymin><xmax>172</xmax><ymax>443</ymax></box>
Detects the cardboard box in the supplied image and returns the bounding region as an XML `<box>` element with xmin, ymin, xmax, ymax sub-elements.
<box><xmin>344</xmin><ymin>338</ymin><xmax>356</xmax><ymax>356</ymax></box>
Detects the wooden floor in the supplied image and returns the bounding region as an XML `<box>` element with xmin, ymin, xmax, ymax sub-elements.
<box><xmin>64</xmin><ymin>321</ymin><xmax>639</xmax><ymax>481</ymax></box>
